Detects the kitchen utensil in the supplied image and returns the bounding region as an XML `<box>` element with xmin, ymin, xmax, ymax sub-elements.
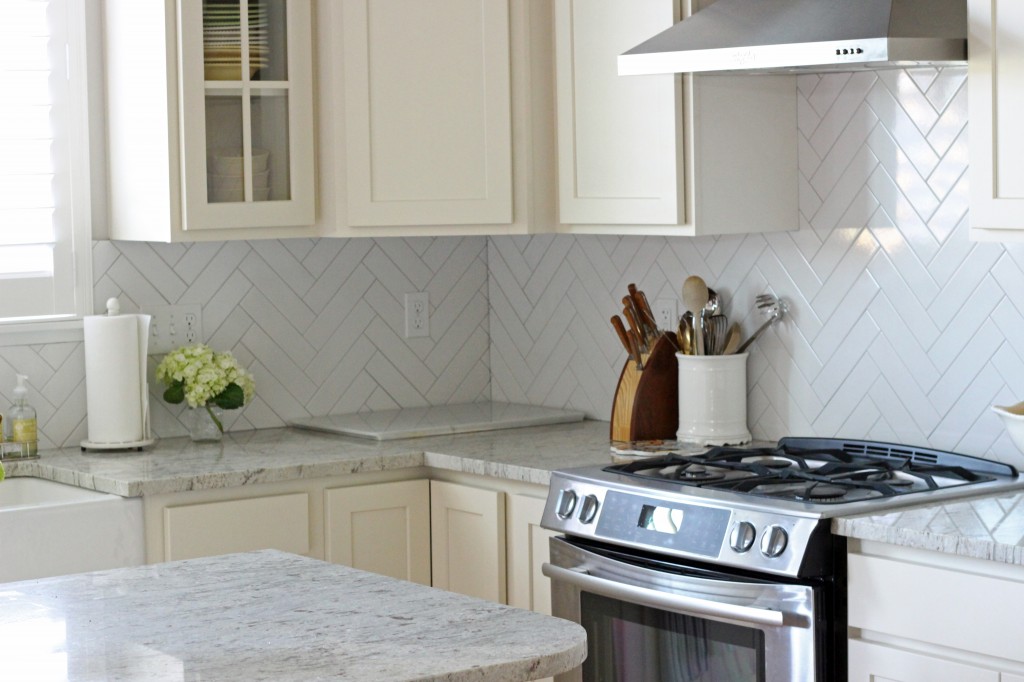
<box><xmin>703</xmin><ymin>314</ymin><xmax>728</xmax><ymax>355</ymax></box>
<box><xmin>622</xmin><ymin>303</ymin><xmax>648</xmax><ymax>355</ymax></box>
<box><xmin>721</xmin><ymin>322</ymin><xmax>741</xmax><ymax>355</ymax></box>
<box><xmin>623</xmin><ymin>294</ymin><xmax>657</xmax><ymax>348</ymax></box>
<box><xmin>681</xmin><ymin>276</ymin><xmax>709</xmax><ymax>356</ymax></box>
<box><xmin>704</xmin><ymin>287</ymin><xmax>720</xmax><ymax>319</ymax></box>
<box><xmin>736</xmin><ymin>293</ymin><xmax>787</xmax><ymax>354</ymax></box>
<box><xmin>610</xmin><ymin>316</ymin><xmax>638</xmax><ymax>369</ymax></box>
<box><xmin>635</xmin><ymin>288</ymin><xmax>660</xmax><ymax>335</ymax></box>
<box><xmin>610</xmin><ymin>333</ymin><xmax>680</xmax><ymax>442</ymax></box>
<box><xmin>677</xmin><ymin>311</ymin><xmax>695</xmax><ymax>355</ymax></box>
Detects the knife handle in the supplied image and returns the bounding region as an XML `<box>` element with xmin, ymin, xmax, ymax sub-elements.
<box><xmin>622</xmin><ymin>304</ymin><xmax>648</xmax><ymax>354</ymax></box>
<box><xmin>636</xmin><ymin>289</ymin><xmax>659</xmax><ymax>333</ymax></box>
<box><xmin>610</xmin><ymin>315</ymin><xmax>633</xmax><ymax>359</ymax></box>
<box><xmin>627</xmin><ymin>328</ymin><xmax>644</xmax><ymax>371</ymax></box>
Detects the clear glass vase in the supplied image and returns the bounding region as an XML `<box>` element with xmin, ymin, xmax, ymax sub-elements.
<box><xmin>189</xmin><ymin>405</ymin><xmax>224</xmax><ymax>442</ymax></box>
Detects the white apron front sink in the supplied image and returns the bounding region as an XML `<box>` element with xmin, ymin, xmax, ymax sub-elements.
<box><xmin>0</xmin><ymin>478</ymin><xmax>144</xmax><ymax>583</ymax></box>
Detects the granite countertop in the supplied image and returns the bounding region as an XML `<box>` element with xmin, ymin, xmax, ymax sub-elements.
<box><xmin>1</xmin><ymin>420</ymin><xmax>614</xmax><ymax>497</ymax></box>
<box><xmin>0</xmin><ymin>550</ymin><xmax>587</xmax><ymax>681</ymax></box>
<box><xmin>832</xmin><ymin>492</ymin><xmax>1024</xmax><ymax>566</ymax></box>
<box><xmin>10</xmin><ymin>418</ymin><xmax>1024</xmax><ymax>567</ymax></box>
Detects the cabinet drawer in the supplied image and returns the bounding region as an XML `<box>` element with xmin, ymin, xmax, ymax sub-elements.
<box><xmin>848</xmin><ymin>553</ymin><xmax>1024</xmax><ymax>662</ymax></box>
<box><xmin>164</xmin><ymin>493</ymin><xmax>310</xmax><ymax>561</ymax></box>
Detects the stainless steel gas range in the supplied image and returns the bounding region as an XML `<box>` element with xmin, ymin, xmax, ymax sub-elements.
<box><xmin>540</xmin><ymin>437</ymin><xmax>1024</xmax><ymax>682</ymax></box>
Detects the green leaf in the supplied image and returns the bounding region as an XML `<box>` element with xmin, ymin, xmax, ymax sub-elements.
<box><xmin>163</xmin><ymin>381</ymin><xmax>185</xmax><ymax>404</ymax></box>
<box><xmin>213</xmin><ymin>382</ymin><xmax>245</xmax><ymax>410</ymax></box>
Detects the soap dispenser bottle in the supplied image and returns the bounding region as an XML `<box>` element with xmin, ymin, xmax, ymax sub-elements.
<box><xmin>7</xmin><ymin>374</ymin><xmax>37</xmax><ymax>456</ymax></box>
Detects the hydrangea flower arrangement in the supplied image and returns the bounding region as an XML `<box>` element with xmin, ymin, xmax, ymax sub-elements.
<box><xmin>156</xmin><ymin>343</ymin><xmax>255</xmax><ymax>433</ymax></box>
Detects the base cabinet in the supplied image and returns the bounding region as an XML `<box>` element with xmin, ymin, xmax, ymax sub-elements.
<box><xmin>430</xmin><ymin>480</ymin><xmax>507</xmax><ymax>603</ymax></box>
<box><xmin>145</xmin><ymin>472</ymin><xmax>554</xmax><ymax>618</ymax></box>
<box><xmin>163</xmin><ymin>492</ymin><xmax>311</xmax><ymax>562</ymax></box>
<box><xmin>506</xmin><ymin>493</ymin><xmax>557</xmax><ymax>615</ymax></box>
<box><xmin>847</xmin><ymin>541</ymin><xmax>1024</xmax><ymax>680</ymax></box>
<box><xmin>324</xmin><ymin>479</ymin><xmax>431</xmax><ymax>586</ymax></box>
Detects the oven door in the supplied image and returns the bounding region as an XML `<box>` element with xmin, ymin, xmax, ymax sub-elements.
<box><xmin>543</xmin><ymin>536</ymin><xmax>823</xmax><ymax>682</ymax></box>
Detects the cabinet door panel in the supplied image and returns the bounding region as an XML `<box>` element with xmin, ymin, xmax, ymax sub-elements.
<box><xmin>343</xmin><ymin>0</ymin><xmax>513</xmax><ymax>226</ymax></box>
<box><xmin>506</xmin><ymin>493</ymin><xmax>556</xmax><ymax>615</ymax></box>
<box><xmin>555</xmin><ymin>0</ymin><xmax>682</xmax><ymax>225</ymax></box>
<box><xmin>969</xmin><ymin>0</ymin><xmax>1024</xmax><ymax>235</ymax></box>
<box><xmin>324</xmin><ymin>480</ymin><xmax>431</xmax><ymax>586</ymax></box>
<box><xmin>430</xmin><ymin>480</ymin><xmax>506</xmax><ymax>603</ymax></box>
<box><xmin>848</xmin><ymin>639</ymin><xmax>998</xmax><ymax>682</ymax></box>
<box><xmin>164</xmin><ymin>492</ymin><xmax>309</xmax><ymax>561</ymax></box>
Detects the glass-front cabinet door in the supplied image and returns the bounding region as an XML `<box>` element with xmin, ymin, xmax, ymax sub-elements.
<box><xmin>178</xmin><ymin>0</ymin><xmax>314</xmax><ymax>230</ymax></box>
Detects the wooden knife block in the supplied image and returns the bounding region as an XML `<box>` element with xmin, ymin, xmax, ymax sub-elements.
<box><xmin>610</xmin><ymin>333</ymin><xmax>679</xmax><ymax>442</ymax></box>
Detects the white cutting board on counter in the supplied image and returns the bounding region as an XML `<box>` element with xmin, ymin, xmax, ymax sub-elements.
<box><xmin>289</xmin><ymin>402</ymin><xmax>586</xmax><ymax>441</ymax></box>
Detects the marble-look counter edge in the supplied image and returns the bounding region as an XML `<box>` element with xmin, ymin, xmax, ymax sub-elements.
<box><xmin>0</xmin><ymin>550</ymin><xmax>587</xmax><ymax>681</ymax></box>
<box><xmin>0</xmin><ymin>421</ymin><xmax>613</xmax><ymax>497</ymax></box>
<box><xmin>832</xmin><ymin>492</ymin><xmax>1024</xmax><ymax>567</ymax></box>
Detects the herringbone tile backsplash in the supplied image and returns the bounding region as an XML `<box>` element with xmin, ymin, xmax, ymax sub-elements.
<box><xmin>4</xmin><ymin>67</ymin><xmax>1024</xmax><ymax>461</ymax></box>
<box><xmin>490</xmin><ymin>67</ymin><xmax>1024</xmax><ymax>462</ymax></box>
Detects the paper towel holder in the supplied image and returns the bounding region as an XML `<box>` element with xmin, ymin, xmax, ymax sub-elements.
<box><xmin>80</xmin><ymin>298</ymin><xmax>157</xmax><ymax>452</ymax></box>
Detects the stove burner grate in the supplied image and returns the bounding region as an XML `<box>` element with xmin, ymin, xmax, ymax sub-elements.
<box><xmin>606</xmin><ymin>439</ymin><xmax>1007</xmax><ymax>505</ymax></box>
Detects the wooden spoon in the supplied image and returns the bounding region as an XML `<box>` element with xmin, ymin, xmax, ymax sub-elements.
<box><xmin>681</xmin><ymin>276</ymin><xmax>709</xmax><ymax>355</ymax></box>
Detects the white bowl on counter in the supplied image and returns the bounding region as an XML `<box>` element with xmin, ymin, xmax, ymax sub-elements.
<box><xmin>992</xmin><ymin>402</ymin><xmax>1024</xmax><ymax>468</ymax></box>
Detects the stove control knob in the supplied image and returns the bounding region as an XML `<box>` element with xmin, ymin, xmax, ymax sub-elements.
<box><xmin>556</xmin><ymin>489</ymin><xmax>578</xmax><ymax>519</ymax></box>
<box><xmin>728</xmin><ymin>521</ymin><xmax>756</xmax><ymax>553</ymax></box>
<box><xmin>760</xmin><ymin>525</ymin><xmax>789</xmax><ymax>558</ymax></box>
<box><xmin>578</xmin><ymin>494</ymin><xmax>600</xmax><ymax>524</ymax></box>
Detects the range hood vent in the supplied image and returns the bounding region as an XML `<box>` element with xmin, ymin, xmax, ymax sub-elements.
<box><xmin>618</xmin><ymin>0</ymin><xmax>967</xmax><ymax>75</ymax></box>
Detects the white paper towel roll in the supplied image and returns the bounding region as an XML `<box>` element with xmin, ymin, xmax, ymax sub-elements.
<box><xmin>83</xmin><ymin>302</ymin><xmax>152</xmax><ymax>446</ymax></box>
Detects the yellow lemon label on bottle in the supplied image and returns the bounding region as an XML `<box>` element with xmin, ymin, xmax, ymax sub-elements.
<box><xmin>12</xmin><ymin>419</ymin><xmax>36</xmax><ymax>443</ymax></box>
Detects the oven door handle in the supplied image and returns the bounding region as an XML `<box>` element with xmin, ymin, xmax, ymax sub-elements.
<box><xmin>542</xmin><ymin>563</ymin><xmax>786</xmax><ymax>627</ymax></box>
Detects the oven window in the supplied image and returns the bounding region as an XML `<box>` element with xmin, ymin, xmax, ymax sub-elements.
<box><xmin>580</xmin><ymin>592</ymin><xmax>765</xmax><ymax>682</ymax></box>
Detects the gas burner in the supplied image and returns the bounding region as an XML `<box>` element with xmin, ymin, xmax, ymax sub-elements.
<box><xmin>794</xmin><ymin>483</ymin><xmax>850</xmax><ymax>501</ymax></box>
<box><xmin>675</xmin><ymin>464</ymin><xmax>725</xmax><ymax>482</ymax></box>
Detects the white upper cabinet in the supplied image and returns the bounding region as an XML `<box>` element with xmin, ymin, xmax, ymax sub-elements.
<box><xmin>316</xmin><ymin>0</ymin><xmax>556</xmax><ymax>237</ymax></box>
<box><xmin>968</xmin><ymin>0</ymin><xmax>1024</xmax><ymax>240</ymax></box>
<box><xmin>553</xmin><ymin>0</ymin><xmax>798</xmax><ymax>235</ymax></box>
<box><xmin>104</xmin><ymin>0</ymin><xmax>316</xmax><ymax>241</ymax></box>
<box><xmin>340</xmin><ymin>0</ymin><xmax>513</xmax><ymax>228</ymax></box>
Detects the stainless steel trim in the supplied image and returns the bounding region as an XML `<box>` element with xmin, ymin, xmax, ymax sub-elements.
<box><xmin>543</xmin><ymin>562</ymin><xmax>785</xmax><ymax>627</ymax></box>
<box><xmin>618</xmin><ymin>0</ymin><xmax>967</xmax><ymax>75</ymax></box>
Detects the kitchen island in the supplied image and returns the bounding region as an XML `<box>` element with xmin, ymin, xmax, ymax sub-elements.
<box><xmin>0</xmin><ymin>550</ymin><xmax>586</xmax><ymax>681</ymax></box>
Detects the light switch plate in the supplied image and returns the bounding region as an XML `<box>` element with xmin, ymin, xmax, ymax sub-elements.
<box><xmin>148</xmin><ymin>304</ymin><xmax>203</xmax><ymax>354</ymax></box>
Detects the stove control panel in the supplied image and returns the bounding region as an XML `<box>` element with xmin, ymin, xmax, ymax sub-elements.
<box><xmin>540</xmin><ymin>471</ymin><xmax>827</xmax><ymax>577</ymax></box>
<box><xmin>760</xmin><ymin>524</ymin><xmax>789</xmax><ymax>558</ymax></box>
<box><xmin>555</xmin><ymin>489</ymin><xmax>577</xmax><ymax>519</ymax></box>
<box><xmin>578</xmin><ymin>494</ymin><xmax>600</xmax><ymax>524</ymax></box>
<box><xmin>728</xmin><ymin>521</ymin><xmax>756</xmax><ymax>553</ymax></box>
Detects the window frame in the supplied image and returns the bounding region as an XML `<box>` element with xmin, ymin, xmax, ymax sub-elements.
<box><xmin>0</xmin><ymin>0</ymin><xmax>94</xmax><ymax>343</ymax></box>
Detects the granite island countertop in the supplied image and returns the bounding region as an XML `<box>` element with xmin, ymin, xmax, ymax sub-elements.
<box><xmin>1</xmin><ymin>420</ymin><xmax>614</xmax><ymax>497</ymax></box>
<box><xmin>0</xmin><ymin>550</ymin><xmax>587</xmax><ymax>681</ymax></box>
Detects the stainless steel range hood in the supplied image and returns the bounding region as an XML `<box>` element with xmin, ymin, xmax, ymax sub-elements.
<box><xmin>618</xmin><ymin>0</ymin><xmax>967</xmax><ymax>75</ymax></box>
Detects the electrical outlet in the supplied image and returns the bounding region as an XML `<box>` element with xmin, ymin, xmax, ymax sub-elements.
<box><xmin>654</xmin><ymin>299</ymin><xmax>678</xmax><ymax>331</ymax></box>
<box><xmin>404</xmin><ymin>292</ymin><xmax>429</xmax><ymax>338</ymax></box>
<box><xmin>148</xmin><ymin>304</ymin><xmax>203</xmax><ymax>354</ymax></box>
